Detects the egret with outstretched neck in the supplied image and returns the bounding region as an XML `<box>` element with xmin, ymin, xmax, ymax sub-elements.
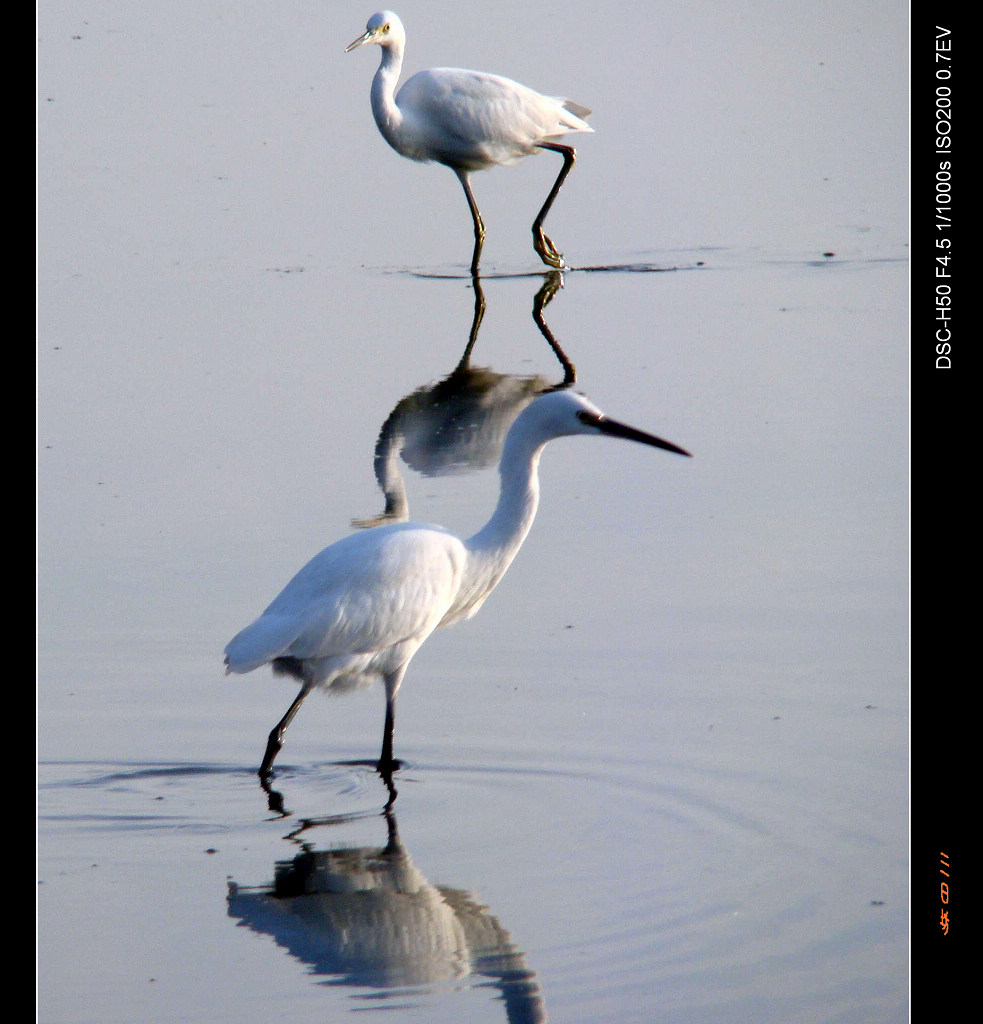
<box><xmin>224</xmin><ymin>390</ymin><xmax>689</xmax><ymax>783</ymax></box>
<box><xmin>345</xmin><ymin>10</ymin><xmax>593</xmax><ymax>274</ymax></box>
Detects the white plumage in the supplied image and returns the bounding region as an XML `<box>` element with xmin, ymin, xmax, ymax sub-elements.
<box><xmin>346</xmin><ymin>10</ymin><xmax>593</xmax><ymax>273</ymax></box>
<box><xmin>225</xmin><ymin>390</ymin><xmax>689</xmax><ymax>781</ymax></box>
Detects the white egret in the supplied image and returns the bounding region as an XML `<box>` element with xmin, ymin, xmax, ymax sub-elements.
<box><xmin>345</xmin><ymin>11</ymin><xmax>593</xmax><ymax>274</ymax></box>
<box><xmin>228</xmin><ymin>809</ymin><xmax>547</xmax><ymax>1015</ymax></box>
<box><xmin>224</xmin><ymin>389</ymin><xmax>689</xmax><ymax>782</ymax></box>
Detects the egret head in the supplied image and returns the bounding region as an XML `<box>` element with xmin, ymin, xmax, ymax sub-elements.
<box><xmin>519</xmin><ymin>389</ymin><xmax>691</xmax><ymax>456</ymax></box>
<box><xmin>346</xmin><ymin>11</ymin><xmax>404</xmax><ymax>53</ymax></box>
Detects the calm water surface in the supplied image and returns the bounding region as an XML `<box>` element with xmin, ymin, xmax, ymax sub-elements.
<box><xmin>38</xmin><ymin>2</ymin><xmax>908</xmax><ymax>1022</ymax></box>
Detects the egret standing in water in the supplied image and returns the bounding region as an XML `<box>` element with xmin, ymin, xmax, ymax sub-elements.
<box><xmin>225</xmin><ymin>390</ymin><xmax>689</xmax><ymax>783</ymax></box>
<box><xmin>345</xmin><ymin>10</ymin><xmax>593</xmax><ymax>274</ymax></box>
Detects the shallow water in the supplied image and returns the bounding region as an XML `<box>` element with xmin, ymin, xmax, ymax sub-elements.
<box><xmin>38</xmin><ymin>2</ymin><xmax>908</xmax><ymax>1022</ymax></box>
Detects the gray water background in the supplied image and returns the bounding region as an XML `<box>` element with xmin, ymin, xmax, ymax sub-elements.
<box><xmin>38</xmin><ymin>3</ymin><xmax>908</xmax><ymax>1022</ymax></box>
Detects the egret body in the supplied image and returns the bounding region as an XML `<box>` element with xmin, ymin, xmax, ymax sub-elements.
<box><xmin>345</xmin><ymin>11</ymin><xmax>593</xmax><ymax>274</ymax></box>
<box><xmin>224</xmin><ymin>390</ymin><xmax>689</xmax><ymax>782</ymax></box>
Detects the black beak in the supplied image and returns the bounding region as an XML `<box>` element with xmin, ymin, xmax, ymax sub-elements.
<box><xmin>578</xmin><ymin>410</ymin><xmax>691</xmax><ymax>457</ymax></box>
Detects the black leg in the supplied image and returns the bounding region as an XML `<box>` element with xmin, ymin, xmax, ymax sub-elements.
<box><xmin>532</xmin><ymin>143</ymin><xmax>577</xmax><ymax>269</ymax></box>
<box><xmin>259</xmin><ymin>686</ymin><xmax>310</xmax><ymax>780</ymax></box>
<box><xmin>378</xmin><ymin>692</ymin><xmax>397</xmax><ymax>775</ymax></box>
<box><xmin>456</xmin><ymin>169</ymin><xmax>486</xmax><ymax>276</ymax></box>
<box><xmin>377</xmin><ymin>697</ymin><xmax>399</xmax><ymax>804</ymax></box>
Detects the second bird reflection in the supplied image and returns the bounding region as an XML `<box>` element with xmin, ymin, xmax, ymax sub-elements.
<box><xmin>354</xmin><ymin>272</ymin><xmax>575</xmax><ymax>528</ymax></box>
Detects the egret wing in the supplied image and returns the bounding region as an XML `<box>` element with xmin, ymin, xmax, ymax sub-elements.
<box><xmin>397</xmin><ymin>69</ymin><xmax>555</xmax><ymax>164</ymax></box>
<box><xmin>224</xmin><ymin>612</ymin><xmax>303</xmax><ymax>674</ymax></box>
<box><xmin>225</xmin><ymin>523</ymin><xmax>467</xmax><ymax>672</ymax></box>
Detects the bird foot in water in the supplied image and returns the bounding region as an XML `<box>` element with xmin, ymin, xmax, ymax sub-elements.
<box><xmin>377</xmin><ymin>756</ymin><xmax>403</xmax><ymax>778</ymax></box>
<box><xmin>534</xmin><ymin>231</ymin><xmax>566</xmax><ymax>270</ymax></box>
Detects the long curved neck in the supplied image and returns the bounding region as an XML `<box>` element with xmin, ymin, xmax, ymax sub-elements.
<box><xmin>371</xmin><ymin>42</ymin><xmax>405</xmax><ymax>145</ymax></box>
<box><xmin>461</xmin><ymin>429</ymin><xmax>545</xmax><ymax>599</ymax></box>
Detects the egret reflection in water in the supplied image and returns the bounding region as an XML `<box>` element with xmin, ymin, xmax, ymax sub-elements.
<box><xmin>354</xmin><ymin>272</ymin><xmax>575</xmax><ymax>528</ymax></box>
<box><xmin>227</xmin><ymin>806</ymin><xmax>547</xmax><ymax>1022</ymax></box>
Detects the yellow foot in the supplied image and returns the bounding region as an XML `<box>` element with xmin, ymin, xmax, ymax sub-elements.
<box><xmin>534</xmin><ymin>231</ymin><xmax>566</xmax><ymax>270</ymax></box>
